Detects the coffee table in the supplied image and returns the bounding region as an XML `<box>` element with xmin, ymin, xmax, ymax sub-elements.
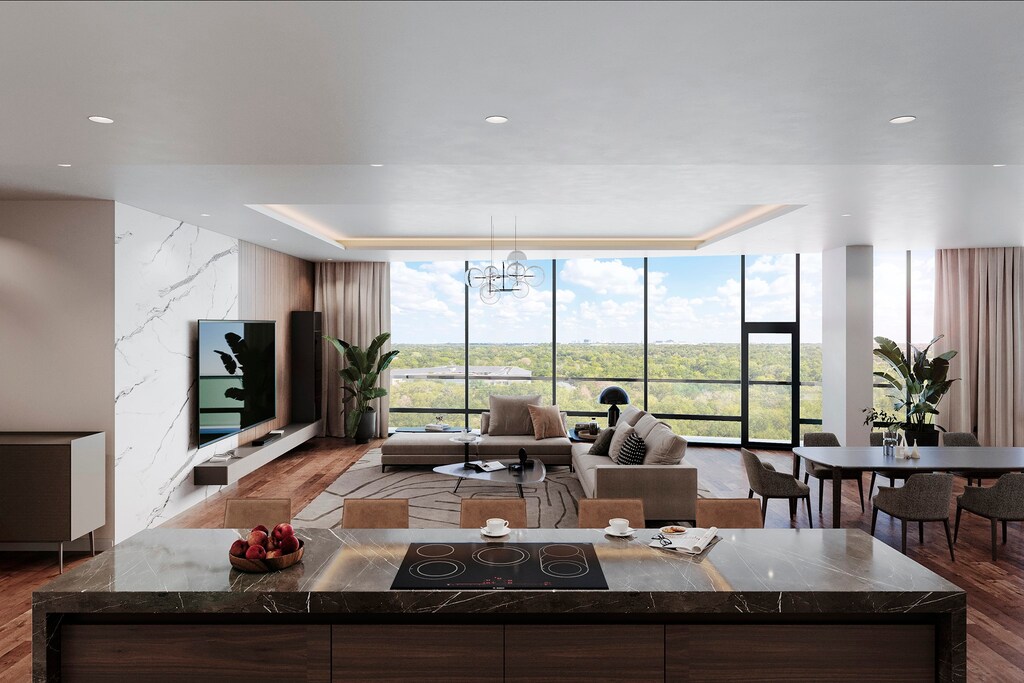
<box><xmin>434</xmin><ymin>460</ymin><xmax>547</xmax><ymax>498</ymax></box>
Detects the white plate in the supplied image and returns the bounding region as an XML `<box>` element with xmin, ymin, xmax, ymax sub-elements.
<box><xmin>659</xmin><ymin>525</ymin><xmax>690</xmax><ymax>535</ymax></box>
<box><xmin>480</xmin><ymin>527</ymin><xmax>511</xmax><ymax>538</ymax></box>
<box><xmin>604</xmin><ymin>526</ymin><xmax>637</xmax><ymax>537</ymax></box>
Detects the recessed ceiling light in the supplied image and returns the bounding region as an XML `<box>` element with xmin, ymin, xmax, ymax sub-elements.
<box><xmin>889</xmin><ymin>115</ymin><xmax>916</xmax><ymax>124</ymax></box>
<box><xmin>200</xmin><ymin>213</ymin><xmax>211</xmax><ymax>217</ymax></box>
<box><xmin>370</xmin><ymin>164</ymin><xmax>384</xmax><ymax>167</ymax></box>
<box><xmin>484</xmin><ymin>115</ymin><xmax>509</xmax><ymax>124</ymax></box>
<box><xmin>993</xmin><ymin>164</ymin><xmax>1007</xmax><ymax>167</ymax></box>
<box><xmin>57</xmin><ymin>163</ymin><xmax>72</xmax><ymax>167</ymax></box>
<box><xmin>841</xmin><ymin>213</ymin><xmax>852</xmax><ymax>217</ymax></box>
<box><xmin>87</xmin><ymin>115</ymin><xmax>114</xmax><ymax>124</ymax></box>
<box><xmin>270</xmin><ymin>238</ymin><xmax>278</xmax><ymax>241</ymax></box>
<box><xmin>327</xmin><ymin>258</ymin><xmax>334</xmax><ymax>261</ymax></box>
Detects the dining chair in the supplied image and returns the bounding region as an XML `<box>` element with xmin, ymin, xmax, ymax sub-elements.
<box><xmin>696</xmin><ymin>498</ymin><xmax>763</xmax><ymax>529</ymax></box>
<box><xmin>577</xmin><ymin>498</ymin><xmax>646</xmax><ymax>529</ymax></box>
<box><xmin>942</xmin><ymin>431</ymin><xmax>990</xmax><ymax>486</ymax></box>
<box><xmin>954</xmin><ymin>473</ymin><xmax>1024</xmax><ymax>561</ymax></box>
<box><xmin>741</xmin><ymin>449</ymin><xmax>812</xmax><ymax>527</ymax></box>
<box><xmin>341</xmin><ymin>498</ymin><xmax>410</xmax><ymax>529</ymax></box>
<box><xmin>802</xmin><ymin>432</ymin><xmax>865</xmax><ymax>513</ymax></box>
<box><xmin>223</xmin><ymin>498</ymin><xmax>292</xmax><ymax>529</ymax></box>
<box><xmin>868</xmin><ymin>432</ymin><xmax>908</xmax><ymax>497</ymax></box>
<box><xmin>871</xmin><ymin>473</ymin><xmax>955</xmax><ymax>561</ymax></box>
<box><xmin>459</xmin><ymin>498</ymin><xmax>528</xmax><ymax>529</ymax></box>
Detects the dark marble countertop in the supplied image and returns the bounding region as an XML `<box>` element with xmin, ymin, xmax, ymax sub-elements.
<box><xmin>34</xmin><ymin>527</ymin><xmax>964</xmax><ymax>618</ymax></box>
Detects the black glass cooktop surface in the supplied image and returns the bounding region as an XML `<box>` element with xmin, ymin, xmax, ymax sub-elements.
<box><xmin>391</xmin><ymin>542</ymin><xmax>608</xmax><ymax>590</ymax></box>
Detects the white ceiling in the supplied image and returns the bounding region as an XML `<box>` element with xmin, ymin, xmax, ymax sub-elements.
<box><xmin>0</xmin><ymin>1</ymin><xmax>1022</xmax><ymax>261</ymax></box>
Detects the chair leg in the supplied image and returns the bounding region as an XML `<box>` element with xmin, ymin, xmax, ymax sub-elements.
<box><xmin>954</xmin><ymin>505</ymin><xmax>963</xmax><ymax>542</ymax></box>
<box><xmin>789</xmin><ymin>497</ymin><xmax>797</xmax><ymax>518</ymax></box>
<box><xmin>748</xmin><ymin>488</ymin><xmax>754</xmax><ymax>499</ymax></box>
<box><xmin>805</xmin><ymin>495</ymin><xmax>813</xmax><ymax>528</ymax></box>
<box><xmin>803</xmin><ymin>472</ymin><xmax>808</xmax><ymax>485</ymax></box>
<box><xmin>870</xmin><ymin>506</ymin><xmax>879</xmax><ymax>536</ymax></box>
<box><xmin>1002</xmin><ymin>519</ymin><xmax>1008</xmax><ymax>544</ymax></box>
<box><xmin>857</xmin><ymin>475</ymin><xmax>865</xmax><ymax>513</ymax></box>
<box><xmin>761</xmin><ymin>496</ymin><xmax>769</xmax><ymax>523</ymax></box>
<box><xmin>901</xmin><ymin>519</ymin><xmax>907</xmax><ymax>554</ymax></box>
<box><xmin>818</xmin><ymin>478</ymin><xmax>824</xmax><ymax>514</ymax></box>
<box><xmin>888</xmin><ymin>476</ymin><xmax>895</xmax><ymax>487</ymax></box>
<box><xmin>918</xmin><ymin>521</ymin><xmax>924</xmax><ymax>544</ymax></box>
<box><xmin>991</xmin><ymin>519</ymin><xmax>999</xmax><ymax>561</ymax></box>
<box><xmin>943</xmin><ymin>519</ymin><xmax>955</xmax><ymax>562</ymax></box>
<box><xmin>869</xmin><ymin>471</ymin><xmax>877</xmax><ymax>499</ymax></box>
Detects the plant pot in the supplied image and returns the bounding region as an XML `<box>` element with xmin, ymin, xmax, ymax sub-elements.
<box><xmin>355</xmin><ymin>410</ymin><xmax>377</xmax><ymax>444</ymax></box>
<box><xmin>903</xmin><ymin>425</ymin><xmax>939</xmax><ymax>447</ymax></box>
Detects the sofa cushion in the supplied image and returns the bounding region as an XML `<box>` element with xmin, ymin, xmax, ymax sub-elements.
<box><xmin>572</xmin><ymin>452</ymin><xmax>609</xmax><ymax>498</ymax></box>
<box><xmin>527</xmin><ymin>404</ymin><xmax>569</xmax><ymax>440</ymax></box>
<box><xmin>633</xmin><ymin>412</ymin><xmax>661</xmax><ymax>439</ymax></box>
<box><xmin>588</xmin><ymin>428</ymin><xmax>615</xmax><ymax>456</ymax></box>
<box><xmin>642</xmin><ymin>423</ymin><xmax>687</xmax><ymax>465</ymax></box>
<box><xmin>615</xmin><ymin>432</ymin><xmax>647</xmax><ymax>465</ymax></box>
<box><xmin>617</xmin><ymin>405</ymin><xmax>645</xmax><ymax>427</ymax></box>
<box><xmin>487</xmin><ymin>394</ymin><xmax>542</xmax><ymax>435</ymax></box>
<box><xmin>608</xmin><ymin>424</ymin><xmax>635</xmax><ymax>460</ymax></box>
<box><xmin>477</xmin><ymin>434</ymin><xmax>572</xmax><ymax>457</ymax></box>
<box><xmin>480</xmin><ymin>412</ymin><xmax>490</xmax><ymax>434</ymax></box>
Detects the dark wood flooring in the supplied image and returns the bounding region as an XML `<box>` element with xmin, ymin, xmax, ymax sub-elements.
<box><xmin>2</xmin><ymin>441</ymin><xmax>1021</xmax><ymax>680</ymax></box>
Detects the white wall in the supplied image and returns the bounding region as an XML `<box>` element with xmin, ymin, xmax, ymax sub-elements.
<box><xmin>0</xmin><ymin>200</ymin><xmax>117</xmax><ymax>544</ymax></box>
<box><xmin>114</xmin><ymin>204</ymin><xmax>239</xmax><ymax>542</ymax></box>
<box><xmin>822</xmin><ymin>245</ymin><xmax>874</xmax><ymax>446</ymax></box>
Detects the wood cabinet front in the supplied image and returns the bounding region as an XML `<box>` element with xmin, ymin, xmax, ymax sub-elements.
<box><xmin>504</xmin><ymin>624</ymin><xmax>664</xmax><ymax>682</ymax></box>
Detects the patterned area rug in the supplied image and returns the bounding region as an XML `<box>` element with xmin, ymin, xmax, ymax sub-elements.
<box><xmin>293</xmin><ymin>449</ymin><xmax>584</xmax><ymax>528</ymax></box>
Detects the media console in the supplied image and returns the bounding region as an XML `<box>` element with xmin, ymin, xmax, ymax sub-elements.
<box><xmin>192</xmin><ymin>421</ymin><xmax>321</xmax><ymax>486</ymax></box>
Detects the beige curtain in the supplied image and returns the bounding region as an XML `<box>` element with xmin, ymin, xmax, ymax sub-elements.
<box><xmin>935</xmin><ymin>247</ymin><xmax>1024</xmax><ymax>446</ymax></box>
<box><xmin>315</xmin><ymin>261</ymin><xmax>391</xmax><ymax>438</ymax></box>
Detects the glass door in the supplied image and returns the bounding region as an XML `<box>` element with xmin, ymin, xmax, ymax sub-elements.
<box><xmin>742</xmin><ymin>326</ymin><xmax>799</xmax><ymax>448</ymax></box>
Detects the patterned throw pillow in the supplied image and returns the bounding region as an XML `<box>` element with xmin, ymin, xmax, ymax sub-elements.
<box><xmin>615</xmin><ymin>432</ymin><xmax>647</xmax><ymax>465</ymax></box>
<box><xmin>588</xmin><ymin>428</ymin><xmax>615</xmax><ymax>456</ymax></box>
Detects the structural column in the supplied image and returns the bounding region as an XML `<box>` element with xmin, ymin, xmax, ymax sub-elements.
<box><xmin>821</xmin><ymin>245</ymin><xmax>873</xmax><ymax>446</ymax></box>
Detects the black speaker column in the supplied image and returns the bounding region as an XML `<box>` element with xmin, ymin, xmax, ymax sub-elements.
<box><xmin>290</xmin><ymin>311</ymin><xmax>322</xmax><ymax>423</ymax></box>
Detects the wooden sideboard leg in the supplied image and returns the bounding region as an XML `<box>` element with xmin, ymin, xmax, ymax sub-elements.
<box><xmin>58</xmin><ymin>542</ymin><xmax>63</xmax><ymax>574</ymax></box>
<box><xmin>90</xmin><ymin>530</ymin><xmax>96</xmax><ymax>556</ymax></box>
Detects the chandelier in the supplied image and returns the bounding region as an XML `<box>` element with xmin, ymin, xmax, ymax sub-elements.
<box><xmin>465</xmin><ymin>217</ymin><xmax>545</xmax><ymax>304</ymax></box>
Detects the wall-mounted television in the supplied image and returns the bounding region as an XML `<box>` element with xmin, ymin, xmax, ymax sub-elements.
<box><xmin>198</xmin><ymin>320</ymin><xmax>276</xmax><ymax>447</ymax></box>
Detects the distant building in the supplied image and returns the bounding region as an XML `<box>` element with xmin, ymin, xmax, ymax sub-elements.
<box><xmin>393</xmin><ymin>366</ymin><xmax>532</xmax><ymax>384</ymax></box>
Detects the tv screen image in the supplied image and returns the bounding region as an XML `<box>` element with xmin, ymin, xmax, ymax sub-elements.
<box><xmin>198</xmin><ymin>320</ymin><xmax>276</xmax><ymax>447</ymax></box>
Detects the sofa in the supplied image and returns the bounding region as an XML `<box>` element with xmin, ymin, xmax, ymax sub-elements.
<box><xmin>380</xmin><ymin>398</ymin><xmax>698</xmax><ymax>523</ymax></box>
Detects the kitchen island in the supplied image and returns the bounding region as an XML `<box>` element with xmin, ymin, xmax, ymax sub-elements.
<box><xmin>34</xmin><ymin>527</ymin><xmax>965</xmax><ymax>682</ymax></box>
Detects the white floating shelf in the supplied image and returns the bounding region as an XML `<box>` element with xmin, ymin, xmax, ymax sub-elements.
<box><xmin>193</xmin><ymin>421</ymin><xmax>322</xmax><ymax>486</ymax></box>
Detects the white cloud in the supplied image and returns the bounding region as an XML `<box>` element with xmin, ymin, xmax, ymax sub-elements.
<box><xmin>556</xmin><ymin>289</ymin><xmax>576</xmax><ymax>303</ymax></box>
<box><xmin>559</xmin><ymin>258</ymin><xmax>644</xmax><ymax>296</ymax></box>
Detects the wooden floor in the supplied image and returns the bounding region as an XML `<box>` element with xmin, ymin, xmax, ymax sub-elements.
<box><xmin>3</xmin><ymin>441</ymin><xmax>1022</xmax><ymax>680</ymax></box>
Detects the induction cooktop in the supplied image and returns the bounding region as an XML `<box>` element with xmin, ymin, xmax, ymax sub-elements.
<box><xmin>391</xmin><ymin>542</ymin><xmax>608</xmax><ymax>590</ymax></box>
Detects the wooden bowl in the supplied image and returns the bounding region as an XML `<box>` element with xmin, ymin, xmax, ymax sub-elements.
<box><xmin>229</xmin><ymin>539</ymin><xmax>304</xmax><ymax>573</ymax></box>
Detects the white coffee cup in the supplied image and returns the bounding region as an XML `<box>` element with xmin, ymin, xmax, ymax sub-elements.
<box><xmin>609</xmin><ymin>517</ymin><xmax>630</xmax><ymax>534</ymax></box>
<box><xmin>485</xmin><ymin>518</ymin><xmax>510</xmax><ymax>534</ymax></box>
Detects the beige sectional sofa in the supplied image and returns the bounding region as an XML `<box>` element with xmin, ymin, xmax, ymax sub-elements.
<box><xmin>380</xmin><ymin>400</ymin><xmax>698</xmax><ymax>523</ymax></box>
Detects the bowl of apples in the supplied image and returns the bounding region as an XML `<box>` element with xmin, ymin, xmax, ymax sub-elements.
<box><xmin>228</xmin><ymin>523</ymin><xmax>304</xmax><ymax>573</ymax></box>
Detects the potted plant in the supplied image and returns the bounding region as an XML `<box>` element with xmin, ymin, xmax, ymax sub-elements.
<box><xmin>870</xmin><ymin>335</ymin><xmax>958</xmax><ymax>446</ymax></box>
<box><xmin>325</xmin><ymin>332</ymin><xmax>399</xmax><ymax>444</ymax></box>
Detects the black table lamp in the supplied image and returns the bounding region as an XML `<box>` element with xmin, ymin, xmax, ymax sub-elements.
<box><xmin>598</xmin><ymin>386</ymin><xmax>630</xmax><ymax>427</ymax></box>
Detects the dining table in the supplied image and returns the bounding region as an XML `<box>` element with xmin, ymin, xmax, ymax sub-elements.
<box><xmin>791</xmin><ymin>446</ymin><xmax>1024</xmax><ymax>528</ymax></box>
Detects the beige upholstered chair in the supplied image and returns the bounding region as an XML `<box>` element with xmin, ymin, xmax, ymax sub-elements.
<box><xmin>955</xmin><ymin>473</ymin><xmax>1024</xmax><ymax>561</ymax></box>
<box><xmin>341</xmin><ymin>498</ymin><xmax>410</xmax><ymax>529</ymax></box>
<box><xmin>459</xmin><ymin>498</ymin><xmax>528</xmax><ymax>529</ymax></box>
<box><xmin>577</xmin><ymin>498</ymin><xmax>646</xmax><ymax>529</ymax></box>
<box><xmin>741</xmin><ymin>449</ymin><xmax>812</xmax><ymax>527</ymax></box>
<box><xmin>868</xmin><ymin>432</ymin><xmax>908</xmax><ymax>496</ymax></box>
<box><xmin>696</xmin><ymin>498</ymin><xmax>764</xmax><ymax>529</ymax></box>
<box><xmin>802</xmin><ymin>432</ymin><xmax>865</xmax><ymax>513</ymax></box>
<box><xmin>942</xmin><ymin>431</ymin><xmax>991</xmax><ymax>486</ymax></box>
<box><xmin>872</xmin><ymin>473</ymin><xmax>955</xmax><ymax>560</ymax></box>
<box><xmin>223</xmin><ymin>498</ymin><xmax>292</xmax><ymax>529</ymax></box>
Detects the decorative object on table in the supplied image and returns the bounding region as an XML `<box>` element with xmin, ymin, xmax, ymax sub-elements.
<box><xmin>424</xmin><ymin>415</ymin><xmax>449</xmax><ymax>431</ymax></box>
<box><xmin>575</xmin><ymin>421</ymin><xmax>600</xmax><ymax>435</ymax></box>
<box><xmin>598</xmin><ymin>386</ymin><xmax>630</xmax><ymax>426</ymax></box>
<box><xmin>228</xmin><ymin>523</ymin><xmax>304</xmax><ymax>573</ymax></box>
<box><xmin>862</xmin><ymin>409</ymin><xmax>902</xmax><ymax>456</ymax></box>
<box><xmin>464</xmin><ymin>216</ymin><xmax>545</xmax><ymax>304</ymax></box>
<box><xmin>325</xmin><ymin>332</ymin><xmax>399</xmax><ymax>443</ymax></box>
<box><xmin>868</xmin><ymin>335</ymin><xmax>959</xmax><ymax>447</ymax></box>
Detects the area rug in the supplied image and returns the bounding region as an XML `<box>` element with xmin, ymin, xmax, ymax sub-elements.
<box><xmin>293</xmin><ymin>449</ymin><xmax>584</xmax><ymax>528</ymax></box>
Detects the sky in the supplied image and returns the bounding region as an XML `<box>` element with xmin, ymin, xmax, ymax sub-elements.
<box><xmin>390</xmin><ymin>254</ymin><xmax>832</xmax><ymax>345</ymax></box>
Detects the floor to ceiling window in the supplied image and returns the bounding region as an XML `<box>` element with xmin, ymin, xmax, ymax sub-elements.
<box><xmin>799</xmin><ymin>253</ymin><xmax>823</xmax><ymax>432</ymax></box>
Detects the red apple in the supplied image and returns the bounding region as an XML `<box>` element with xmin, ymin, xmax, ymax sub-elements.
<box><xmin>266</xmin><ymin>536</ymin><xmax>277</xmax><ymax>551</ymax></box>
<box><xmin>229</xmin><ymin>539</ymin><xmax>248</xmax><ymax>558</ymax></box>
<box><xmin>245</xmin><ymin>544</ymin><xmax>267</xmax><ymax>560</ymax></box>
<box><xmin>279</xmin><ymin>535</ymin><xmax>300</xmax><ymax>555</ymax></box>
<box><xmin>251</xmin><ymin>525</ymin><xmax>269</xmax><ymax>535</ymax></box>
<box><xmin>265</xmin><ymin>549</ymin><xmax>282</xmax><ymax>559</ymax></box>
<box><xmin>272</xmin><ymin>523</ymin><xmax>294</xmax><ymax>542</ymax></box>
<box><xmin>246</xmin><ymin>530</ymin><xmax>269</xmax><ymax>548</ymax></box>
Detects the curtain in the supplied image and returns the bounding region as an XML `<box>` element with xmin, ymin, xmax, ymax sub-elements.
<box><xmin>935</xmin><ymin>247</ymin><xmax>1024</xmax><ymax>446</ymax></box>
<box><xmin>314</xmin><ymin>261</ymin><xmax>391</xmax><ymax>438</ymax></box>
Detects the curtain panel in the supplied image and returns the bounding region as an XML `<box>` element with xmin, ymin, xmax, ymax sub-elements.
<box><xmin>314</xmin><ymin>261</ymin><xmax>391</xmax><ymax>438</ymax></box>
<box><xmin>935</xmin><ymin>247</ymin><xmax>1024</xmax><ymax>446</ymax></box>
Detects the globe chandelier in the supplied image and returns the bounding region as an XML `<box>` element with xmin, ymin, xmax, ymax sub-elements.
<box><xmin>465</xmin><ymin>217</ymin><xmax>545</xmax><ymax>304</ymax></box>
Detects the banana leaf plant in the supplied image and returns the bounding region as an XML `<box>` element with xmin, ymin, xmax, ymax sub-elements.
<box><xmin>872</xmin><ymin>335</ymin><xmax>958</xmax><ymax>429</ymax></box>
<box><xmin>325</xmin><ymin>332</ymin><xmax>399</xmax><ymax>439</ymax></box>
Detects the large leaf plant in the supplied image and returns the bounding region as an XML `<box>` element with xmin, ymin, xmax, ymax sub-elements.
<box><xmin>873</xmin><ymin>335</ymin><xmax>958</xmax><ymax>429</ymax></box>
<box><xmin>325</xmin><ymin>332</ymin><xmax>399</xmax><ymax>438</ymax></box>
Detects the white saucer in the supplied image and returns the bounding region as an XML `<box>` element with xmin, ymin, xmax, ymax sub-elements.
<box><xmin>480</xmin><ymin>527</ymin><xmax>511</xmax><ymax>538</ymax></box>
<box><xmin>604</xmin><ymin>526</ymin><xmax>637</xmax><ymax>537</ymax></box>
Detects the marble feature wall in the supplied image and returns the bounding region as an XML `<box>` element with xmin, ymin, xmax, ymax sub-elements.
<box><xmin>114</xmin><ymin>204</ymin><xmax>239</xmax><ymax>542</ymax></box>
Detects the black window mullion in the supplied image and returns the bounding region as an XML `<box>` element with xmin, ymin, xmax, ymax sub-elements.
<box><xmin>643</xmin><ymin>257</ymin><xmax>649</xmax><ymax>411</ymax></box>
<box><xmin>464</xmin><ymin>259</ymin><xmax>470</xmax><ymax>429</ymax></box>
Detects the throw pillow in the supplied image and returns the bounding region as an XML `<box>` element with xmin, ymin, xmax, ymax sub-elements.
<box><xmin>487</xmin><ymin>394</ymin><xmax>542</xmax><ymax>436</ymax></box>
<box><xmin>480</xmin><ymin>412</ymin><xmax>490</xmax><ymax>434</ymax></box>
<box><xmin>617</xmin><ymin>405</ymin><xmax>645</xmax><ymax>428</ymax></box>
<box><xmin>633</xmin><ymin>412</ymin><xmax>661</xmax><ymax>439</ymax></box>
<box><xmin>615</xmin><ymin>431</ymin><xmax>647</xmax><ymax>466</ymax></box>
<box><xmin>527</xmin><ymin>404</ymin><xmax>569</xmax><ymax>440</ymax></box>
<box><xmin>642</xmin><ymin>423</ymin><xmax>687</xmax><ymax>465</ymax></box>
<box><xmin>608</xmin><ymin>424</ymin><xmax>635</xmax><ymax>460</ymax></box>
<box><xmin>588</xmin><ymin>427</ymin><xmax>615</xmax><ymax>456</ymax></box>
